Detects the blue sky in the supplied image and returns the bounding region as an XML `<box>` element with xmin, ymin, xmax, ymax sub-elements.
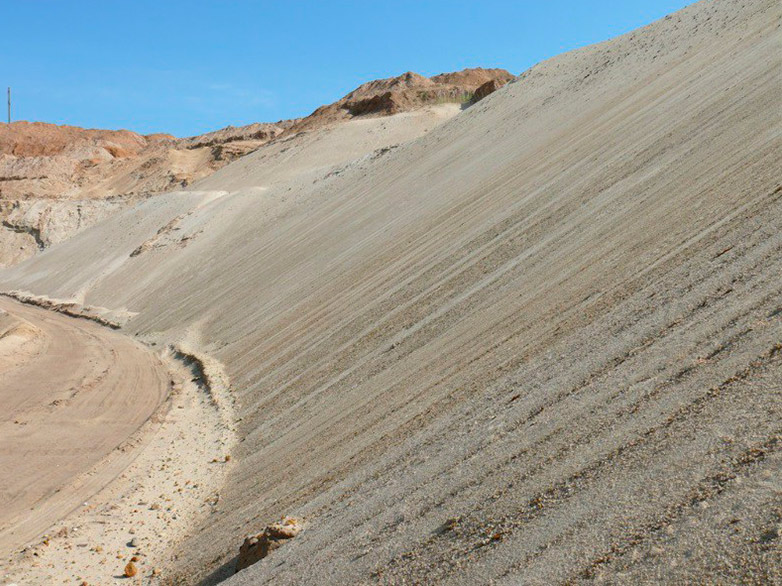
<box><xmin>1</xmin><ymin>1</ymin><xmax>692</xmax><ymax>137</ymax></box>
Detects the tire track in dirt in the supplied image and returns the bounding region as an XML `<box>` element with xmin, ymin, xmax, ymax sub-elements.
<box><xmin>0</xmin><ymin>297</ymin><xmax>169</xmax><ymax>554</ymax></box>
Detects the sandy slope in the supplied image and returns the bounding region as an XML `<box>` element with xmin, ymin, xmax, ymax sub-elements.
<box><xmin>0</xmin><ymin>104</ymin><xmax>463</xmax><ymax>269</ymax></box>
<box><xmin>0</xmin><ymin>0</ymin><xmax>780</xmax><ymax>584</ymax></box>
<box><xmin>0</xmin><ymin>106</ymin><xmax>462</xmax><ymax>583</ymax></box>
<box><xmin>0</xmin><ymin>69</ymin><xmax>507</xmax><ymax>268</ymax></box>
<box><xmin>0</xmin><ymin>298</ymin><xmax>169</xmax><ymax>554</ymax></box>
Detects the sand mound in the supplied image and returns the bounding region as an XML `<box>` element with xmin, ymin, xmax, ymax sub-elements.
<box><xmin>1</xmin><ymin>0</ymin><xmax>779</xmax><ymax>584</ymax></box>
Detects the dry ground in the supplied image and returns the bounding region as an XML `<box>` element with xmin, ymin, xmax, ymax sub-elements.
<box><xmin>0</xmin><ymin>0</ymin><xmax>780</xmax><ymax>584</ymax></box>
<box><xmin>0</xmin><ymin>298</ymin><xmax>168</xmax><ymax>553</ymax></box>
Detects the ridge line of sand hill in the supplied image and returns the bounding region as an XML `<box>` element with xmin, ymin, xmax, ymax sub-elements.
<box><xmin>0</xmin><ymin>67</ymin><xmax>513</xmax><ymax>200</ymax></box>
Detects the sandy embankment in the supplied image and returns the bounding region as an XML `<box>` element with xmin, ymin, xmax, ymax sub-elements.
<box><xmin>0</xmin><ymin>8</ymin><xmax>778</xmax><ymax>580</ymax></box>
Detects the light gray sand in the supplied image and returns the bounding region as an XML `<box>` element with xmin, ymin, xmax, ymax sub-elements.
<box><xmin>0</xmin><ymin>0</ymin><xmax>780</xmax><ymax>583</ymax></box>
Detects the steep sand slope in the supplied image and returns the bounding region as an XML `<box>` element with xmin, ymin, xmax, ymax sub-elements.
<box><xmin>0</xmin><ymin>68</ymin><xmax>508</xmax><ymax>269</ymax></box>
<box><xmin>0</xmin><ymin>106</ymin><xmax>462</xmax><ymax>583</ymax></box>
<box><xmin>0</xmin><ymin>0</ymin><xmax>780</xmax><ymax>584</ymax></box>
<box><xmin>0</xmin><ymin>100</ymin><xmax>467</xmax><ymax>268</ymax></box>
<box><xmin>0</xmin><ymin>298</ymin><xmax>169</xmax><ymax>554</ymax></box>
<box><xmin>191</xmin><ymin>105</ymin><xmax>460</xmax><ymax>193</ymax></box>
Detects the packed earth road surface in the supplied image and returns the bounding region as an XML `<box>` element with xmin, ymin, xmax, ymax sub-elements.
<box><xmin>0</xmin><ymin>297</ymin><xmax>169</xmax><ymax>554</ymax></box>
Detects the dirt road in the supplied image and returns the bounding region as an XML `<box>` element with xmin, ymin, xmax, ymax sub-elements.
<box><xmin>0</xmin><ymin>297</ymin><xmax>169</xmax><ymax>555</ymax></box>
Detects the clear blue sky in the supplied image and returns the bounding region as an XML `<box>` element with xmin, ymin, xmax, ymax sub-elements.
<box><xmin>1</xmin><ymin>0</ymin><xmax>692</xmax><ymax>137</ymax></box>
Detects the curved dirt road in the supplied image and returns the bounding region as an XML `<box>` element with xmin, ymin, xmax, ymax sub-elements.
<box><xmin>0</xmin><ymin>297</ymin><xmax>169</xmax><ymax>554</ymax></box>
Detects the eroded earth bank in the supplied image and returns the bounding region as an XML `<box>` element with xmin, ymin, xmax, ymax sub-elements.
<box><xmin>0</xmin><ymin>0</ymin><xmax>781</xmax><ymax>584</ymax></box>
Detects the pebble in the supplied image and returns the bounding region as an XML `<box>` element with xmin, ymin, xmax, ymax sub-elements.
<box><xmin>124</xmin><ymin>561</ymin><xmax>137</xmax><ymax>577</ymax></box>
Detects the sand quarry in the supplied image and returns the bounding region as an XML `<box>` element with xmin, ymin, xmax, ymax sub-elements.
<box><xmin>1</xmin><ymin>0</ymin><xmax>781</xmax><ymax>584</ymax></box>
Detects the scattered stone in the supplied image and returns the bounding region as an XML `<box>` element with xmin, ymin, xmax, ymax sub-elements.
<box><xmin>473</xmin><ymin>78</ymin><xmax>508</xmax><ymax>102</ymax></box>
<box><xmin>124</xmin><ymin>561</ymin><xmax>138</xmax><ymax>577</ymax></box>
<box><xmin>235</xmin><ymin>516</ymin><xmax>304</xmax><ymax>573</ymax></box>
<box><xmin>128</xmin><ymin>537</ymin><xmax>138</xmax><ymax>547</ymax></box>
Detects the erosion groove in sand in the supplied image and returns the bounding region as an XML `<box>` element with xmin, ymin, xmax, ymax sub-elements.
<box><xmin>0</xmin><ymin>0</ymin><xmax>779</xmax><ymax>584</ymax></box>
<box><xmin>170</xmin><ymin>343</ymin><xmax>236</xmax><ymax>429</ymax></box>
<box><xmin>0</xmin><ymin>290</ymin><xmax>133</xmax><ymax>329</ymax></box>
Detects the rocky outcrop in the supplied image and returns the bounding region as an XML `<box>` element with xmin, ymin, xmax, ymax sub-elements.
<box><xmin>177</xmin><ymin>120</ymin><xmax>299</xmax><ymax>150</ymax></box>
<box><xmin>0</xmin><ymin>121</ymin><xmax>157</xmax><ymax>159</ymax></box>
<box><xmin>235</xmin><ymin>517</ymin><xmax>303</xmax><ymax>573</ymax></box>
<box><xmin>0</xmin><ymin>122</ymin><xmax>276</xmax><ymax>202</ymax></box>
<box><xmin>0</xmin><ymin>198</ymin><xmax>127</xmax><ymax>267</ymax></box>
<box><xmin>473</xmin><ymin>78</ymin><xmax>509</xmax><ymax>102</ymax></box>
<box><xmin>292</xmin><ymin>68</ymin><xmax>515</xmax><ymax>133</ymax></box>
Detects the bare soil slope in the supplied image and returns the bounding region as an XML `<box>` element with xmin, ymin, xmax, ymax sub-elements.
<box><xmin>0</xmin><ymin>105</ymin><xmax>466</xmax><ymax>584</ymax></box>
<box><xmin>0</xmin><ymin>69</ymin><xmax>510</xmax><ymax>268</ymax></box>
<box><xmin>0</xmin><ymin>0</ymin><xmax>780</xmax><ymax>584</ymax></box>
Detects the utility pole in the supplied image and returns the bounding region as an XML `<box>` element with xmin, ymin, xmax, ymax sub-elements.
<box><xmin>6</xmin><ymin>87</ymin><xmax>9</xmax><ymax>124</ymax></box>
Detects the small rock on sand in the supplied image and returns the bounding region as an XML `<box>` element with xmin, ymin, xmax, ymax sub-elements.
<box><xmin>235</xmin><ymin>516</ymin><xmax>303</xmax><ymax>573</ymax></box>
<box><xmin>124</xmin><ymin>561</ymin><xmax>138</xmax><ymax>577</ymax></box>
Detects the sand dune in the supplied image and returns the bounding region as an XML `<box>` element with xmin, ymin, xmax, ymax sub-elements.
<box><xmin>0</xmin><ymin>0</ymin><xmax>780</xmax><ymax>584</ymax></box>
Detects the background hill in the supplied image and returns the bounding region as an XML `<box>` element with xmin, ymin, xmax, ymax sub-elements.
<box><xmin>0</xmin><ymin>68</ymin><xmax>511</xmax><ymax>267</ymax></box>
